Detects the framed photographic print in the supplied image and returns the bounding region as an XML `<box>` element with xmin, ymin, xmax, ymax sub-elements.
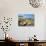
<box><xmin>18</xmin><ymin>14</ymin><xmax>34</xmax><ymax>26</ymax></box>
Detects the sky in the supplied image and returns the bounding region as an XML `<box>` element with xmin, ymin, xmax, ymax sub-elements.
<box><xmin>19</xmin><ymin>14</ymin><xmax>34</xmax><ymax>19</ymax></box>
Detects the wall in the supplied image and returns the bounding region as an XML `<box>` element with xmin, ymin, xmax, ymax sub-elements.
<box><xmin>0</xmin><ymin>0</ymin><xmax>46</xmax><ymax>40</ymax></box>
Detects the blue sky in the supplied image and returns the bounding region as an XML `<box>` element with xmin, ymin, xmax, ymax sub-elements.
<box><xmin>19</xmin><ymin>14</ymin><xmax>34</xmax><ymax>19</ymax></box>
